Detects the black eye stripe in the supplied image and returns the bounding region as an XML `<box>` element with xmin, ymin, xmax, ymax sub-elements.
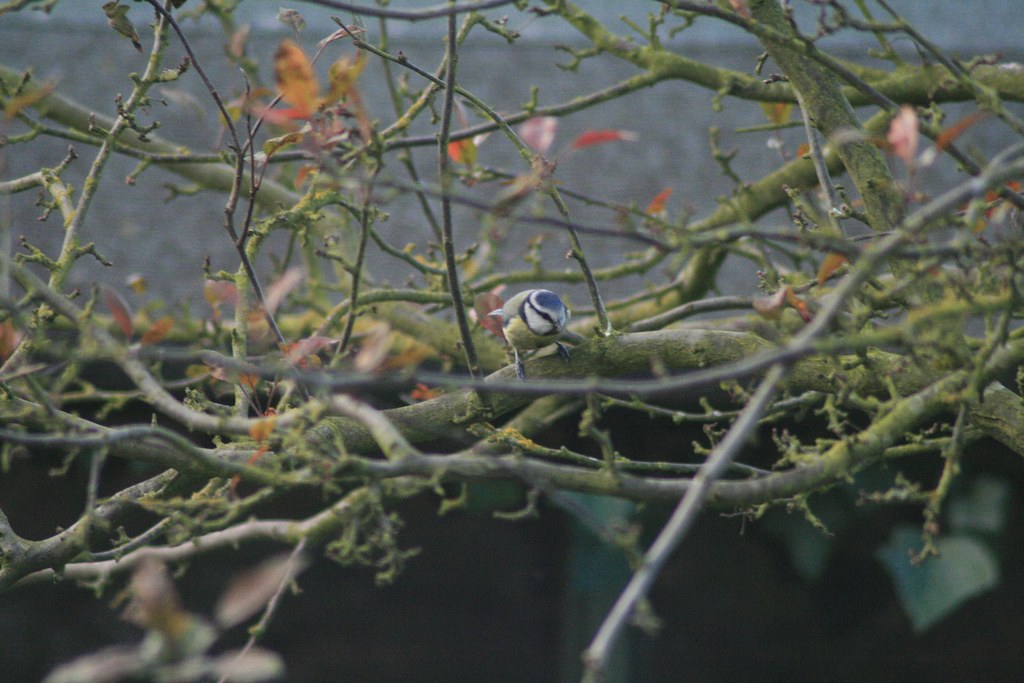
<box><xmin>524</xmin><ymin>299</ymin><xmax>557</xmax><ymax>326</ymax></box>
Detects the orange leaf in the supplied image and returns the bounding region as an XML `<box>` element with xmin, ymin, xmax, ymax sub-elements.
<box><xmin>249</xmin><ymin>416</ymin><xmax>276</xmax><ymax>443</ymax></box>
<box><xmin>646</xmin><ymin>187</ymin><xmax>673</xmax><ymax>216</ymax></box>
<box><xmin>0</xmin><ymin>319</ymin><xmax>23</xmax><ymax>360</ymax></box>
<box><xmin>887</xmin><ymin>105</ymin><xmax>919</xmax><ymax>166</ymax></box>
<box><xmin>759</xmin><ymin>101</ymin><xmax>793</xmax><ymax>126</ymax></box>
<box><xmin>140</xmin><ymin>317</ymin><xmax>174</xmax><ymax>346</ymax></box>
<box><xmin>102</xmin><ymin>285</ymin><xmax>134</xmax><ymax>340</ymax></box>
<box><xmin>785</xmin><ymin>287</ymin><xmax>812</xmax><ymax>322</ymax></box>
<box><xmin>448</xmin><ymin>138</ymin><xmax>477</xmax><ymax>165</ymax></box>
<box><xmin>409</xmin><ymin>383</ymin><xmax>441</xmax><ymax>402</ymax></box>
<box><xmin>293</xmin><ymin>165</ymin><xmax>317</xmax><ymax>188</ymax></box>
<box><xmin>570</xmin><ymin>129</ymin><xmax>638</xmax><ymax>150</ymax></box>
<box><xmin>274</xmin><ymin>39</ymin><xmax>319</xmax><ymax>118</ymax></box>
<box><xmin>935</xmin><ymin>110</ymin><xmax>988</xmax><ymax>152</ymax></box>
<box><xmin>816</xmin><ymin>252</ymin><xmax>848</xmax><ymax>287</ymax></box>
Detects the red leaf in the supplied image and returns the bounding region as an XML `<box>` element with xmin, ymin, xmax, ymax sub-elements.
<box><xmin>140</xmin><ymin>317</ymin><xmax>174</xmax><ymax>346</ymax></box>
<box><xmin>447</xmin><ymin>138</ymin><xmax>477</xmax><ymax>165</ymax></box>
<box><xmin>570</xmin><ymin>129</ymin><xmax>638</xmax><ymax>150</ymax></box>
<box><xmin>473</xmin><ymin>291</ymin><xmax>506</xmax><ymax>341</ymax></box>
<box><xmin>102</xmin><ymin>285</ymin><xmax>134</xmax><ymax>340</ymax></box>
<box><xmin>645</xmin><ymin>187</ymin><xmax>673</xmax><ymax>216</ymax></box>
<box><xmin>409</xmin><ymin>383</ymin><xmax>441</xmax><ymax>402</ymax></box>
<box><xmin>519</xmin><ymin>117</ymin><xmax>558</xmax><ymax>154</ymax></box>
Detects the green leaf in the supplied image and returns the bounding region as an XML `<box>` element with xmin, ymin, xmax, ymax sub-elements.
<box><xmin>877</xmin><ymin>525</ymin><xmax>999</xmax><ymax>632</ymax></box>
<box><xmin>947</xmin><ymin>475</ymin><xmax>1012</xmax><ymax>536</ymax></box>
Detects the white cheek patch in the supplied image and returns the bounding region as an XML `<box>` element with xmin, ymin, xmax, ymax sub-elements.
<box><xmin>523</xmin><ymin>305</ymin><xmax>557</xmax><ymax>336</ymax></box>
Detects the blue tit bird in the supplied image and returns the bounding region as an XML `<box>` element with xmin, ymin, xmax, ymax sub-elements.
<box><xmin>489</xmin><ymin>289</ymin><xmax>571</xmax><ymax>380</ymax></box>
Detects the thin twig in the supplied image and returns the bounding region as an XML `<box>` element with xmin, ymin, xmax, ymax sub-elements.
<box><xmin>437</xmin><ymin>5</ymin><xmax>480</xmax><ymax>377</ymax></box>
<box><xmin>581</xmin><ymin>364</ymin><xmax>787</xmax><ymax>678</ymax></box>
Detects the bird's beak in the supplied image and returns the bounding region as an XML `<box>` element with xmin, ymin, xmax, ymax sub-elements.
<box><xmin>487</xmin><ymin>309</ymin><xmax>503</xmax><ymax>317</ymax></box>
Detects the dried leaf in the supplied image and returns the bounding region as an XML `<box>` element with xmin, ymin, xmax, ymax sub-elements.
<box><xmin>816</xmin><ymin>252</ymin><xmax>848</xmax><ymax>287</ymax></box>
<box><xmin>570</xmin><ymin>129</ymin><xmax>638</xmax><ymax>150</ymax></box>
<box><xmin>473</xmin><ymin>292</ymin><xmax>506</xmax><ymax>341</ymax></box>
<box><xmin>215</xmin><ymin>553</ymin><xmax>308</xmax><ymax>630</ymax></box>
<box><xmin>645</xmin><ymin>187</ymin><xmax>673</xmax><ymax>216</ymax></box>
<box><xmin>274</xmin><ymin>39</ymin><xmax>319</xmax><ymax>118</ymax></box>
<box><xmin>277</xmin><ymin>8</ymin><xmax>305</xmax><ymax>33</ymax></box>
<box><xmin>263</xmin><ymin>129</ymin><xmax>306</xmax><ymax>158</ymax></box>
<box><xmin>282</xmin><ymin>335</ymin><xmax>339</xmax><ymax>365</ymax></box>
<box><xmin>887</xmin><ymin>105</ymin><xmax>919</xmax><ymax>166</ymax></box>
<box><xmin>318</xmin><ymin>25</ymin><xmax>367</xmax><ymax>50</ymax></box>
<box><xmin>519</xmin><ymin>116</ymin><xmax>558</xmax><ymax>154</ymax></box>
<box><xmin>140</xmin><ymin>317</ymin><xmax>174</xmax><ymax>346</ymax></box>
<box><xmin>101</xmin><ymin>285</ymin><xmax>134</xmax><ymax>340</ymax></box>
